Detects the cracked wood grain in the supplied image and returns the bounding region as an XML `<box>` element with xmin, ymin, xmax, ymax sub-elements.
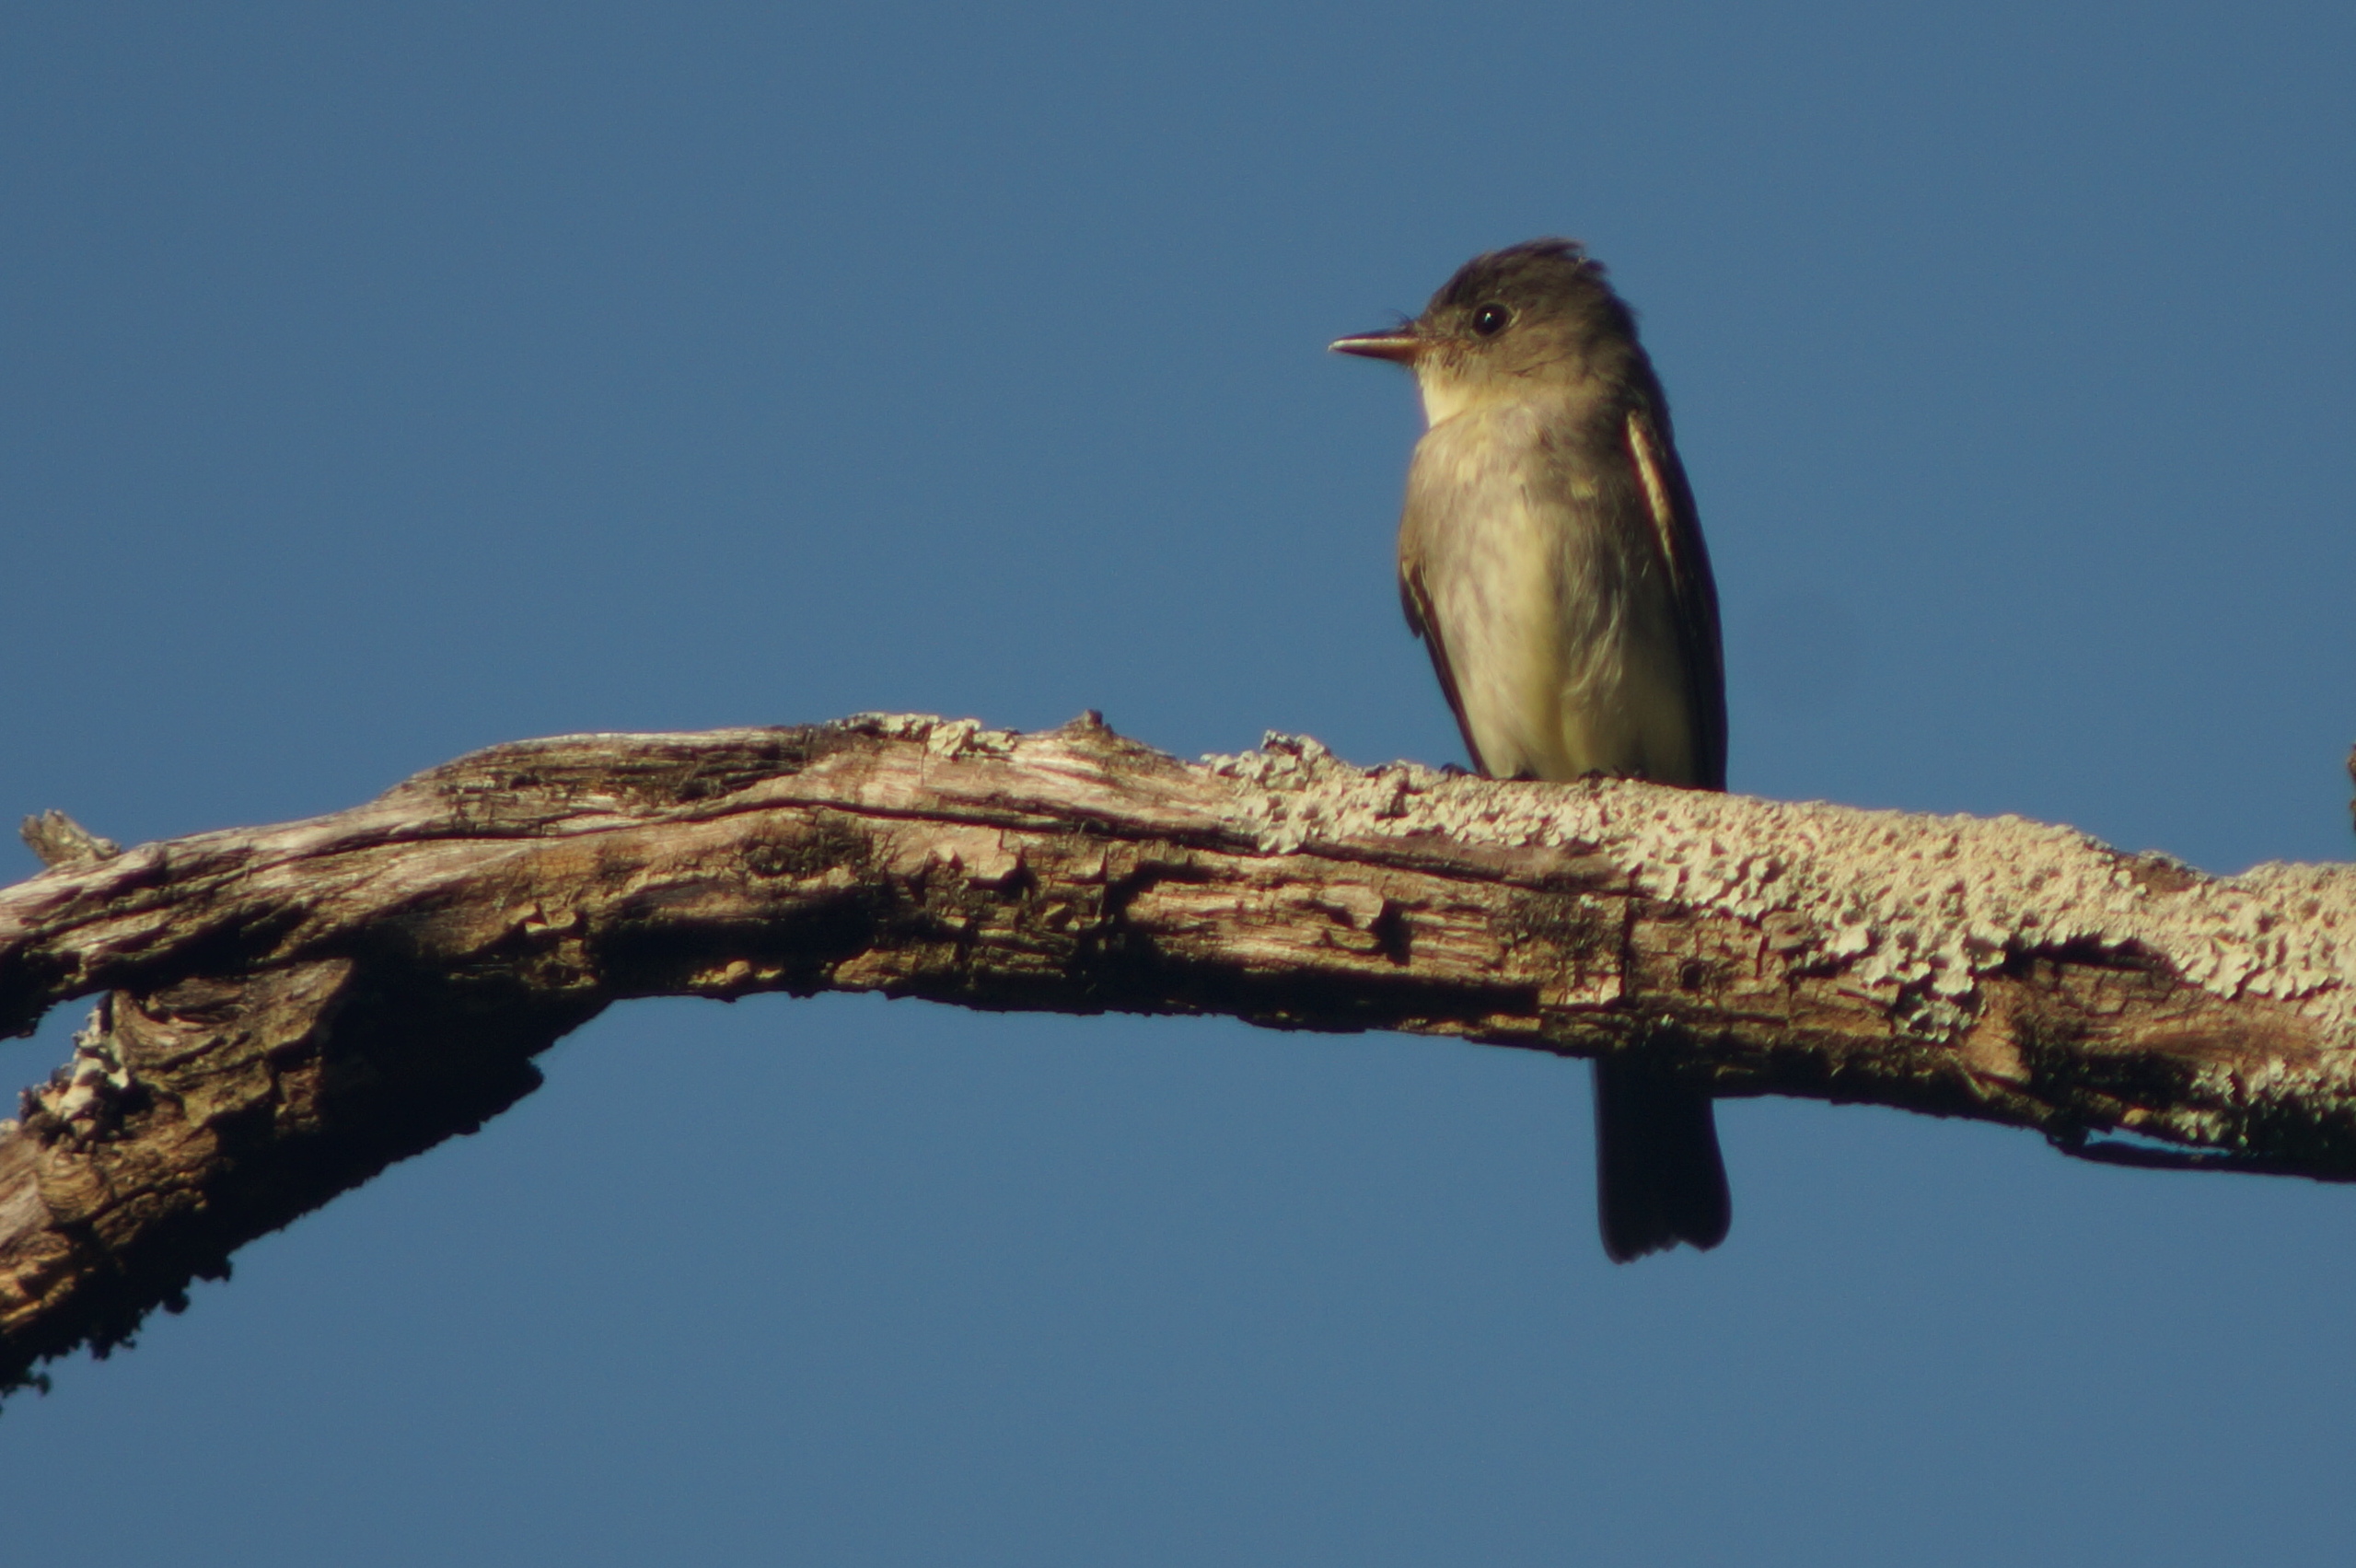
<box><xmin>4</xmin><ymin>711</ymin><xmax>2354</xmax><ymax>1394</ymax></box>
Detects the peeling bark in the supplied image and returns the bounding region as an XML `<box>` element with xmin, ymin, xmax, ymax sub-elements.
<box><xmin>4</xmin><ymin>711</ymin><xmax>2353</xmax><ymax>1393</ymax></box>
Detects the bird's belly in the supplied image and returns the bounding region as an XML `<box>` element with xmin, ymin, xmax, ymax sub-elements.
<box><xmin>1425</xmin><ymin>490</ymin><xmax>1698</xmax><ymax>786</ymax></box>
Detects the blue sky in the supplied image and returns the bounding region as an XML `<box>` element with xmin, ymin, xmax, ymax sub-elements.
<box><xmin>5</xmin><ymin>4</ymin><xmax>2354</xmax><ymax>1563</ymax></box>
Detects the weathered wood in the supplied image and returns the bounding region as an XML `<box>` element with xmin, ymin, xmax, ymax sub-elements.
<box><xmin>4</xmin><ymin>711</ymin><xmax>2353</xmax><ymax>1393</ymax></box>
<box><xmin>18</xmin><ymin>810</ymin><xmax>120</xmax><ymax>870</ymax></box>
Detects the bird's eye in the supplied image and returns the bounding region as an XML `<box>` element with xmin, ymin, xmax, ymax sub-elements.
<box><xmin>1472</xmin><ymin>303</ymin><xmax>1511</xmax><ymax>337</ymax></box>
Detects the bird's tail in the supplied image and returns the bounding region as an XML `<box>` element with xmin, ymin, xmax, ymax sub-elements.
<box><xmin>1592</xmin><ymin>1055</ymin><xmax>1731</xmax><ymax>1263</ymax></box>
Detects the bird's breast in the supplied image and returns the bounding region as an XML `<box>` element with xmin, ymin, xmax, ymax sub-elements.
<box><xmin>1402</xmin><ymin>406</ymin><xmax>1699</xmax><ymax>784</ymax></box>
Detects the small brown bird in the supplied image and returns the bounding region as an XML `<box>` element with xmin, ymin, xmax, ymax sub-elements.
<box><xmin>1332</xmin><ymin>238</ymin><xmax>1732</xmax><ymax>1261</ymax></box>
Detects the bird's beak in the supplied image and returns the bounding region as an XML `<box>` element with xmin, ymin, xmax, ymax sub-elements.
<box><xmin>1328</xmin><ymin>327</ymin><xmax>1424</xmax><ymax>364</ymax></box>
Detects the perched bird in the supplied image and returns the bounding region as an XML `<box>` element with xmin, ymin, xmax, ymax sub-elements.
<box><xmin>1331</xmin><ymin>238</ymin><xmax>1732</xmax><ymax>1262</ymax></box>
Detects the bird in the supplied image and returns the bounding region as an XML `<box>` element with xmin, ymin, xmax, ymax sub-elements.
<box><xmin>1330</xmin><ymin>238</ymin><xmax>1733</xmax><ymax>1262</ymax></box>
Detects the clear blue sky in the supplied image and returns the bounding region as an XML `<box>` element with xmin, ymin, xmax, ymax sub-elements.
<box><xmin>6</xmin><ymin>4</ymin><xmax>2354</xmax><ymax>1563</ymax></box>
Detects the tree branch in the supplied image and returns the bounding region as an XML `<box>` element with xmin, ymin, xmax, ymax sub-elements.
<box><xmin>5</xmin><ymin>712</ymin><xmax>2354</xmax><ymax>1393</ymax></box>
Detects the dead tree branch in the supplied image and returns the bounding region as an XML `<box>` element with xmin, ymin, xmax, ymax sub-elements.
<box><xmin>4</xmin><ymin>712</ymin><xmax>2354</xmax><ymax>1392</ymax></box>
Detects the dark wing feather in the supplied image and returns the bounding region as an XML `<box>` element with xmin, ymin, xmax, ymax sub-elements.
<box><xmin>1623</xmin><ymin>406</ymin><xmax>1727</xmax><ymax>790</ymax></box>
<box><xmin>1399</xmin><ymin>559</ymin><xmax>1491</xmax><ymax>776</ymax></box>
<box><xmin>1598</xmin><ymin>400</ymin><xmax>1733</xmax><ymax>1262</ymax></box>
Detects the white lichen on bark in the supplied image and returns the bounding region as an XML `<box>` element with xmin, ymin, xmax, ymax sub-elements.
<box><xmin>1204</xmin><ymin>731</ymin><xmax>2356</xmax><ymax>1045</ymax></box>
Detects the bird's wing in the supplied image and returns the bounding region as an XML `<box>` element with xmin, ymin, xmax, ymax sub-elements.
<box><xmin>1399</xmin><ymin>553</ymin><xmax>1490</xmax><ymax>776</ymax></box>
<box><xmin>1624</xmin><ymin>405</ymin><xmax>1728</xmax><ymax>790</ymax></box>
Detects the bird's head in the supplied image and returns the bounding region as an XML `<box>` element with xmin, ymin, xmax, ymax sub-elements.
<box><xmin>1329</xmin><ymin>238</ymin><xmax>1638</xmax><ymax>427</ymax></box>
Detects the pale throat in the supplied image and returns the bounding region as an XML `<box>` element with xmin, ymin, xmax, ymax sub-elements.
<box><xmin>1411</xmin><ymin>366</ymin><xmax>1552</xmax><ymax>430</ymax></box>
<box><xmin>1411</xmin><ymin>369</ymin><xmax>1485</xmax><ymax>429</ymax></box>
